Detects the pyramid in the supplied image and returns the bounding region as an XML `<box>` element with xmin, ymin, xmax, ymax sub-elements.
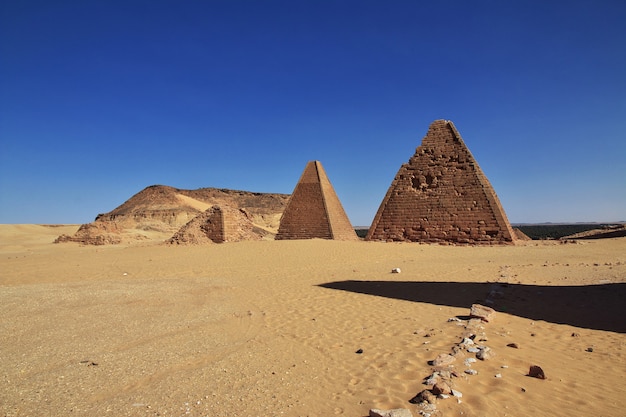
<box><xmin>366</xmin><ymin>120</ymin><xmax>516</xmax><ymax>244</ymax></box>
<box><xmin>168</xmin><ymin>205</ymin><xmax>266</xmax><ymax>244</ymax></box>
<box><xmin>276</xmin><ymin>161</ymin><xmax>358</xmax><ymax>240</ymax></box>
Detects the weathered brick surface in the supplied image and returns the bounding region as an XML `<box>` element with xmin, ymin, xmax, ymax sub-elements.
<box><xmin>168</xmin><ymin>205</ymin><xmax>264</xmax><ymax>244</ymax></box>
<box><xmin>366</xmin><ymin>120</ymin><xmax>516</xmax><ymax>245</ymax></box>
<box><xmin>276</xmin><ymin>161</ymin><xmax>358</xmax><ymax>240</ymax></box>
<box><xmin>205</xmin><ymin>206</ymin><xmax>226</xmax><ymax>243</ymax></box>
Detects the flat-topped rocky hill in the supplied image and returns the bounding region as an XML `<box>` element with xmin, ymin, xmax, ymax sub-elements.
<box><xmin>561</xmin><ymin>224</ymin><xmax>626</xmax><ymax>240</ymax></box>
<box><xmin>55</xmin><ymin>185</ymin><xmax>289</xmax><ymax>245</ymax></box>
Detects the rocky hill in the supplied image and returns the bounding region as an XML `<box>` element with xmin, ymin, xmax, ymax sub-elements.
<box><xmin>55</xmin><ymin>185</ymin><xmax>290</xmax><ymax>245</ymax></box>
<box><xmin>561</xmin><ymin>224</ymin><xmax>626</xmax><ymax>240</ymax></box>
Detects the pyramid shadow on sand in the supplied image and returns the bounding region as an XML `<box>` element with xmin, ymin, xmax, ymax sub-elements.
<box><xmin>318</xmin><ymin>280</ymin><xmax>626</xmax><ymax>333</ymax></box>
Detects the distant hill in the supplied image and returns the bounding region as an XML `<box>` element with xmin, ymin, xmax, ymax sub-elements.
<box><xmin>514</xmin><ymin>223</ymin><xmax>626</xmax><ymax>240</ymax></box>
<box><xmin>560</xmin><ymin>224</ymin><xmax>626</xmax><ymax>240</ymax></box>
<box><xmin>55</xmin><ymin>185</ymin><xmax>289</xmax><ymax>245</ymax></box>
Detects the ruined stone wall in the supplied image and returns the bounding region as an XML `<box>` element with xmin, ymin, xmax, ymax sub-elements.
<box><xmin>168</xmin><ymin>205</ymin><xmax>265</xmax><ymax>244</ymax></box>
<box><xmin>203</xmin><ymin>206</ymin><xmax>225</xmax><ymax>243</ymax></box>
<box><xmin>221</xmin><ymin>207</ymin><xmax>263</xmax><ymax>242</ymax></box>
<box><xmin>366</xmin><ymin>120</ymin><xmax>515</xmax><ymax>244</ymax></box>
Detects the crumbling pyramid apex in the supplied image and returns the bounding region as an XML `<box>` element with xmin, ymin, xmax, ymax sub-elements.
<box><xmin>366</xmin><ymin>120</ymin><xmax>516</xmax><ymax>244</ymax></box>
<box><xmin>276</xmin><ymin>160</ymin><xmax>358</xmax><ymax>240</ymax></box>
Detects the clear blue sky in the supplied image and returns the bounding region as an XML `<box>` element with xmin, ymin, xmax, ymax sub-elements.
<box><xmin>1</xmin><ymin>0</ymin><xmax>625</xmax><ymax>225</ymax></box>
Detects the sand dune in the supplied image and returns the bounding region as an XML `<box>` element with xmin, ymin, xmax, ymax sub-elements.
<box><xmin>175</xmin><ymin>193</ymin><xmax>213</xmax><ymax>212</ymax></box>
<box><xmin>1</xmin><ymin>226</ymin><xmax>624</xmax><ymax>416</ymax></box>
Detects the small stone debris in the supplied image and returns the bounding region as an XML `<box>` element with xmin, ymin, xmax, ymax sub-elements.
<box><xmin>418</xmin><ymin>403</ymin><xmax>438</xmax><ymax>417</ymax></box>
<box><xmin>527</xmin><ymin>365</ymin><xmax>546</xmax><ymax>380</ymax></box>
<box><xmin>431</xmin><ymin>381</ymin><xmax>452</xmax><ymax>396</ymax></box>
<box><xmin>355</xmin><ymin>348</ymin><xmax>364</xmax><ymax>354</ymax></box>
<box><xmin>423</xmin><ymin>372</ymin><xmax>439</xmax><ymax>386</ymax></box>
<box><xmin>586</xmin><ymin>347</ymin><xmax>594</xmax><ymax>353</ymax></box>
<box><xmin>476</xmin><ymin>346</ymin><xmax>494</xmax><ymax>360</ymax></box>
<box><xmin>571</xmin><ymin>332</ymin><xmax>580</xmax><ymax>337</ymax></box>
<box><xmin>469</xmin><ymin>304</ymin><xmax>496</xmax><ymax>322</ymax></box>
<box><xmin>404</xmin><ymin>302</ymin><xmax>500</xmax><ymax>413</ymax></box>
<box><xmin>423</xmin><ymin>377</ymin><xmax>436</xmax><ymax>386</ymax></box>
<box><xmin>79</xmin><ymin>360</ymin><xmax>98</xmax><ymax>366</ymax></box>
<box><xmin>431</xmin><ymin>353</ymin><xmax>456</xmax><ymax>367</ymax></box>
<box><xmin>506</xmin><ymin>342</ymin><xmax>520</xmax><ymax>349</ymax></box>
<box><xmin>409</xmin><ymin>390</ymin><xmax>436</xmax><ymax>405</ymax></box>
<box><xmin>369</xmin><ymin>408</ymin><xmax>413</xmax><ymax>417</ymax></box>
<box><xmin>391</xmin><ymin>268</ymin><xmax>401</xmax><ymax>273</ymax></box>
<box><xmin>468</xmin><ymin>318</ymin><xmax>485</xmax><ymax>328</ymax></box>
<box><xmin>460</xmin><ymin>337</ymin><xmax>475</xmax><ymax>346</ymax></box>
<box><xmin>463</xmin><ymin>358</ymin><xmax>477</xmax><ymax>366</ymax></box>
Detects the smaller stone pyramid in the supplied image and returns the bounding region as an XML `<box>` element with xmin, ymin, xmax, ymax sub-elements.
<box><xmin>168</xmin><ymin>205</ymin><xmax>266</xmax><ymax>244</ymax></box>
<box><xmin>366</xmin><ymin>120</ymin><xmax>516</xmax><ymax>244</ymax></box>
<box><xmin>276</xmin><ymin>161</ymin><xmax>358</xmax><ymax>240</ymax></box>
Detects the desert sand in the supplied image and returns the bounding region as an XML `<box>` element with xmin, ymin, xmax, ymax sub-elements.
<box><xmin>1</xmin><ymin>224</ymin><xmax>625</xmax><ymax>417</ymax></box>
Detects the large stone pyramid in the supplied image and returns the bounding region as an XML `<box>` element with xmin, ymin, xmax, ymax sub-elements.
<box><xmin>276</xmin><ymin>161</ymin><xmax>358</xmax><ymax>240</ymax></box>
<box><xmin>366</xmin><ymin>120</ymin><xmax>516</xmax><ymax>244</ymax></box>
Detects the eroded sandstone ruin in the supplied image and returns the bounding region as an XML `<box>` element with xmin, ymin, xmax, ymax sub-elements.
<box><xmin>168</xmin><ymin>205</ymin><xmax>269</xmax><ymax>244</ymax></box>
<box><xmin>55</xmin><ymin>185</ymin><xmax>289</xmax><ymax>244</ymax></box>
<box><xmin>366</xmin><ymin>120</ymin><xmax>516</xmax><ymax>244</ymax></box>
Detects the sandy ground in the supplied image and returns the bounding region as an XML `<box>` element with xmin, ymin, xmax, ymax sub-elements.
<box><xmin>1</xmin><ymin>224</ymin><xmax>625</xmax><ymax>417</ymax></box>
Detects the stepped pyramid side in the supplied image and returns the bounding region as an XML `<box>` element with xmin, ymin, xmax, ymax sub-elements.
<box><xmin>316</xmin><ymin>161</ymin><xmax>360</xmax><ymax>240</ymax></box>
<box><xmin>276</xmin><ymin>161</ymin><xmax>358</xmax><ymax>240</ymax></box>
<box><xmin>366</xmin><ymin>120</ymin><xmax>516</xmax><ymax>244</ymax></box>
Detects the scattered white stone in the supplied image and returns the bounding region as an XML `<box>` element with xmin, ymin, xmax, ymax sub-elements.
<box><xmin>391</xmin><ymin>268</ymin><xmax>401</xmax><ymax>273</ymax></box>
<box><xmin>477</xmin><ymin>346</ymin><xmax>495</xmax><ymax>360</ymax></box>
<box><xmin>369</xmin><ymin>408</ymin><xmax>413</xmax><ymax>417</ymax></box>
<box><xmin>460</xmin><ymin>337</ymin><xmax>475</xmax><ymax>346</ymax></box>
<box><xmin>424</xmin><ymin>376</ymin><xmax>438</xmax><ymax>386</ymax></box>
<box><xmin>447</xmin><ymin>317</ymin><xmax>462</xmax><ymax>322</ymax></box>
<box><xmin>495</xmin><ymin>373</ymin><xmax>502</xmax><ymax>378</ymax></box>
<box><xmin>464</xmin><ymin>369</ymin><xmax>478</xmax><ymax>375</ymax></box>
<box><xmin>464</xmin><ymin>358</ymin><xmax>477</xmax><ymax>366</ymax></box>
<box><xmin>467</xmin><ymin>347</ymin><xmax>480</xmax><ymax>353</ymax></box>
<box><xmin>451</xmin><ymin>389</ymin><xmax>463</xmax><ymax>398</ymax></box>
